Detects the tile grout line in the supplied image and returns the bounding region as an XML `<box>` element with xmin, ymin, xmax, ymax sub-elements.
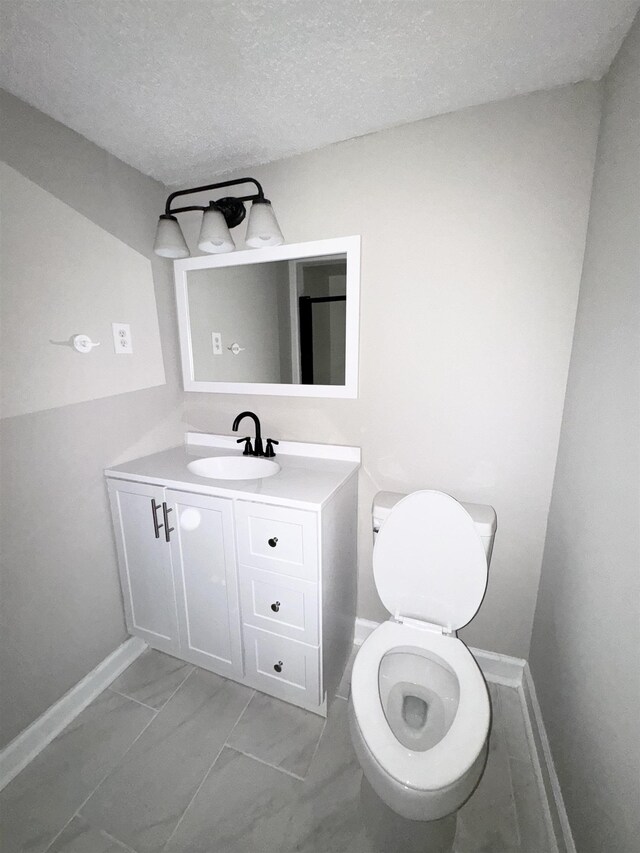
<box><xmin>224</xmin><ymin>691</ymin><xmax>331</xmax><ymax>783</ymax></box>
<box><xmin>221</xmin><ymin>689</ymin><xmax>256</xmax><ymax>749</ymax></box>
<box><xmin>43</xmin><ymin>666</ymin><xmax>209</xmax><ymax>853</ymax></box>
<box><xmin>293</xmin><ymin>695</ymin><xmax>344</xmax><ymax>779</ymax></box>
<box><xmin>148</xmin><ymin>664</ymin><xmax>197</xmax><ymax>711</ymax></box>
<box><xmin>41</xmin><ymin>701</ymin><xmax>161</xmax><ymax>853</ymax></box>
<box><xmin>40</xmin><ymin>664</ymin><xmax>202</xmax><ymax>852</ymax></box>
<box><xmin>107</xmin><ymin>687</ymin><xmax>159</xmax><ymax>712</ymax></box>
<box><xmin>223</xmin><ymin>744</ymin><xmax>309</xmax><ymax>782</ymax></box>
<box><xmin>66</xmin><ymin>666</ymin><xmax>200</xmax><ymax>852</ymax></box>
<box><xmin>95</xmin><ymin>824</ymin><xmax>140</xmax><ymax>853</ymax></box>
<box><xmin>303</xmin><ymin>711</ymin><xmax>330</xmax><ymax>776</ymax></box>
<box><xmin>107</xmin><ymin>659</ymin><xmax>196</xmax><ymax>714</ymax></box>
<box><xmin>159</xmin><ymin>688</ymin><xmax>257</xmax><ymax>852</ymax></box>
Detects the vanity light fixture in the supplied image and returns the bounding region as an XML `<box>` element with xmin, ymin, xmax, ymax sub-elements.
<box><xmin>153</xmin><ymin>177</ymin><xmax>284</xmax><ymax>258</ymax></box>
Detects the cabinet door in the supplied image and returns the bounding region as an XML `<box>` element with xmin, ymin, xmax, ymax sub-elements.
<box><xmin>167</xmin><ymin>490</ymin><xmax>242</xmax><ymax>678</ymax></box>
<box><xmin>107</xmin><ymin>480</ymin><xmax>179</xmax><ymax>655</ymax></box>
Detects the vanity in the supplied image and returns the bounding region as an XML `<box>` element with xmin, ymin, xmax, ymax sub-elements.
<box><xmin>105</xmin><ymin>237</ymin><xmax>362</xmax><ymax>714</ymax></box>
<box><xmin>105</xmin><ymin>433</ymin><xmax>359</xmax><ymax>716</ymax></box>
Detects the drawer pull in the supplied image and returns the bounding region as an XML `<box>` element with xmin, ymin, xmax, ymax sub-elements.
<box><xmin>270</xmin><ymin>601</ymin><xmax>281</xmax><ymax>613</ymax></box>
<box><xmin>268</xmin><ymin>537</ymin><xmax>278</xmax><ymax>548</ymax></box>
<box><xmin>273</xmin><ymin>660</ymin><xmax>283</xmax><ymax>673</ymax></box>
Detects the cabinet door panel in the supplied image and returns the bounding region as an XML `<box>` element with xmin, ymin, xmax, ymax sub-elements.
<box><xmin>107</xmin><ymin>480</ymin><xmax>179</xmax><ymax>654</ymax></box>
<box><xmin>167</xmin><ymin>490</ymin><xmax>242</xmax><ymax>678</ymax></box>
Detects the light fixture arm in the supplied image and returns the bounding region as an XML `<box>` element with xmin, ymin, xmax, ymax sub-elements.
<box><xmin>164</xmin><ymin>177</ymin><xmax>266</xmax><ymax>216</ymax></box>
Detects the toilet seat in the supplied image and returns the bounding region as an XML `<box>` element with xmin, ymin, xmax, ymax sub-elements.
<box><xmin>351</xmin><ymin>620</ymin><xmax>490</xmax><ymax>792</ymax></box>
<box><xmin>374</xmin><ymin>490</ymin><xmax>488</xmax><ymax>631</ymax></box>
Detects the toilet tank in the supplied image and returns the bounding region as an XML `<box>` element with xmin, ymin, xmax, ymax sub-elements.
<box><xmin>372</xmin><ymin>491</ymin><xmax>497</xmax><ymax>565</ymax></box>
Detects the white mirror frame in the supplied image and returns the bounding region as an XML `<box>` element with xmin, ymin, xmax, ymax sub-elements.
<box><xmin>174</xmin><ymin>235</ymin><xmax>361</xmax><ymax>398</ymax></box>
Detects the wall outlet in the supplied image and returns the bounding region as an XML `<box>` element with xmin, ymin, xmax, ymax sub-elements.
<box><xmin>112</xmin><ymin>323</ymin><xmax>133</xmax><ymax>354</ymax></box>
<box><xmin>212</xmin><ymin>332</ymin><xmax>222</xmax><ymax>355</ymax></box>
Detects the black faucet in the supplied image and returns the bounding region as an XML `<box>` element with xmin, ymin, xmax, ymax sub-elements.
<box><xmin>232</xmin><ymin>411</ymin><xmax>264</xmax><ymax>457</ymax></box>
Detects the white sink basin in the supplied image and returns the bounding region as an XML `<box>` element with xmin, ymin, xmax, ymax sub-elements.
<box><xmin>187</xmin><ymin>455</ymin><xmax>281</xmax><ymax>480</ymax></box>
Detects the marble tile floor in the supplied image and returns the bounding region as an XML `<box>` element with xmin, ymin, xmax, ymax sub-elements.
<box><xmin>0</xmin><ymin>647</ymin><xmax>554</xmax><ymax>853</ymax></box>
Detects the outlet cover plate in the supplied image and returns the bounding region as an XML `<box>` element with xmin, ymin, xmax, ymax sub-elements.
<box><xmin>112</xmin><ymin>323</ymin><xmax>133</xmax><ymax>354</ymax></box>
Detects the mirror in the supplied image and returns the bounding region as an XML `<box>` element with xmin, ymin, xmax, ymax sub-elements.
<box><xmin>174</xmin><ymin>236</ymin><xmax>360</xmax><ymax>397</ymax></box>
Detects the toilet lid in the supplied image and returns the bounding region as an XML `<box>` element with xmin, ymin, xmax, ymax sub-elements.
<box><xmin>373</xmin><ymin>490</ymin><xmax>488</xmax><ymax>631</ymax></box>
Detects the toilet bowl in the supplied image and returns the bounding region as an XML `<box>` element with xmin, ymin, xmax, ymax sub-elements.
<box><xmin>349</xmin><ymin>490</ymin><xmax>496</xmax><ymax>823</ymax></box>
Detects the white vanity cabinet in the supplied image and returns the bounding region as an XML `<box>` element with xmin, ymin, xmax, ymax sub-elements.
<box><xmin>105</xmin><ymin>435</ymin><xmax>359</xmax><ymax>716</ymax></box>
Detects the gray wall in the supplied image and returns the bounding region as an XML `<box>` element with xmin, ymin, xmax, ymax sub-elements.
<box><xmin>529</xmin><ymin>16</ymin><xmax>640</xmax><ymax>853</ymax></box>
<box><xmin>0</xmin><ymin>91</ymin><xmax>184</xmax><ymax>748</ymax></box>
<box><xmin>181</xmin><ymin>83</ymin><xmax>602</xmax><ymax>659</ymax></box>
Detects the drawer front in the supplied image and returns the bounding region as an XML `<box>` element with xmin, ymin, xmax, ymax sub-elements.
<box><xmin>235</xmin><ymin>501</ymin><xmax>318</xmax><ymax>580</ymax></box>
<box><xmin>239</xmin><ymin>565</ymin><xmax>319</xmax><ymax>644</ymax></box>
<box><xmin>243</xmin><ymin>625</ymin><xmax>320</xmax><ymax>706</ymax></box>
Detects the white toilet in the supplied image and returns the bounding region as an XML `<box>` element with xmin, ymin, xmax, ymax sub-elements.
<box><xmin>349</xmin><ymin>489</ymin><xmax>497</xmax><ymax>825</ymax></box>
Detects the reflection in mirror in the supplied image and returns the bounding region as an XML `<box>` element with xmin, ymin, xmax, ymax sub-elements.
<box><xmin>187</xmin><ymin>255</ymin><xmax>346</xmax><ymax>385</ymax></box>
<box><xmin>175</xmin><ymin>236</ymin><xmax>360</xmax><ymax>398</ymax></box>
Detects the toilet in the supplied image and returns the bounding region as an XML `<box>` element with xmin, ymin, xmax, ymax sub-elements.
<box><xmin>348</xmin><ymin>489</ymin><xmax>497</xmax><ymax>825</ymax></box>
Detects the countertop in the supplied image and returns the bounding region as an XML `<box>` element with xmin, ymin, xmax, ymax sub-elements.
<box><xmin>105</xmin><ymin>435</ymin><xmax>361</xmax><ymax>510</ymax></box>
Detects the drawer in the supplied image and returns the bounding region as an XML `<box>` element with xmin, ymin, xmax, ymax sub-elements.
<box><xmin>243</xmin><ymin>625</ymin><xmax>320</xmax><ymax>706</ymax></box>
<box><xmin>239</xmin><ymin>565</ymin><xmax>319</xmax><ymax>644</ymax></box>
<box><xmin>235</xmin><ymin>501</ymin><xmax>318</xmax><ymax>581</ymax></box>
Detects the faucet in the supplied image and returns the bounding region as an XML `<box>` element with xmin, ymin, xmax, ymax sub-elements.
<box><xmin>232</xmin><ymin>411</ymin><xmax>264</xmax><ymax>457</ymax></box>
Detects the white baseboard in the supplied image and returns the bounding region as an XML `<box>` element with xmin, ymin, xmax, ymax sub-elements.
<box><xmin>354</xmin><ymin>618</ymin><xmax>526</xmax><ymax>686</ymax></box>
<box><xmin>353</xmin><ymin>617</ymin><xmax>380</xmax><ymax>645</ymax></box>
<box><xmin>0</xmin><ymin>637</ymin><xmax>146</xmax><ymax>791</ymax></box>
<box><xmin>469</xmin><ymin>646</ymin><xmax>526</xmax><ymax>687</ymax></box>
<box><xmin>522</xmin><ymin>662</ymin><xmax>576</xmax><ymax>853</ymax></box>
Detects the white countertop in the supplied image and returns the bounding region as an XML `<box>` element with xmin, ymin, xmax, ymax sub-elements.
<box><xmin>105</xmin><ymin>434</ymin><xmax>361</xmax><ymax>510</ymax></box>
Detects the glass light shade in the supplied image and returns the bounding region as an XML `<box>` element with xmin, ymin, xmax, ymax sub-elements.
<box><xmin>245</xmin><ymin>199</ymin><xmax>284</xmax><ymax>248</ymax></box>
<box><xmin>153</xmin><ymin>215</ymin><xmax>190</xmax><ymax>258</ymax></box>
<box><xmin>197</xmin><ymin>205</ymin><xmax>235</xmax><ymax>253</ymax></box>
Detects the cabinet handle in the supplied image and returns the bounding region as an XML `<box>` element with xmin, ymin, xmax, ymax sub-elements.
<box><xmin>270</xmin><ymin>601</ymin><xmax>281</xmax><ymax>613</ymax></box>
<box><xmin>162</xmin><ymin>502</ymin><xmax>175</xmax><ymax>543</ymax></box>
<box><xmin>273</xmin><ymin>660</ymin><xmax>283</xmax><ymax>673</ymax></box>
<box><xmin>151</xmin><ymin>499</ymin><xmax>164</xmax><ymax>539</ymax></box>
<box><xmin>268</xmin><ymin>537</ymin><xmax>278</xmax><ymax>548</ymax></box>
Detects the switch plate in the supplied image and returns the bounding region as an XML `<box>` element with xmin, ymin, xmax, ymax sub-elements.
<box><xmin>112</xmin><ymin>323</ymin><xmax>133</xmax><ymax>354</ymax></box>
<box><xmin>212</xmin><ymin>332</ymin><xmax>222</xmax><ymax>355</ymax></box>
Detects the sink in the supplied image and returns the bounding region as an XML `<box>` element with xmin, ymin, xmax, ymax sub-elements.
<box><xmin>187</xmin><ymin>455</ymin><xmax>281</xmax><ymax>480</ymax></box>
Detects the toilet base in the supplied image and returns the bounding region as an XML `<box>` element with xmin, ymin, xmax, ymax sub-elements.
<box><xmin>359</xmin><ymin>775</ymin><xmax>457</xmax><ymax>853</ymax></box>
<box><xmin>349</xmin><ymin>695</ymin><xmax>488</xmax><ymax>821</ymax></box>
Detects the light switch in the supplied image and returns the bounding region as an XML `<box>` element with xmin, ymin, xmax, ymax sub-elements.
<box><xmin>212</xmin><ymin>332</ymin><xmax>222</xmax><ymax>355</ymax></box>
<box><xmin>112</xmin><ymin>323</ymin><xmax>133</xmax><ymax>354</ymax></box>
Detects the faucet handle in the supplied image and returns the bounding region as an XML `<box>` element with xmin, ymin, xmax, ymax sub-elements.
<box><xmin>264</xmin><ymin>438</ymin><xmax>279</xmax><ymax>458</ymax></box>
<box><xmin>237</xmin><ymin>436</ymin><xmax>253</xmax><ymax>456</ymax></box>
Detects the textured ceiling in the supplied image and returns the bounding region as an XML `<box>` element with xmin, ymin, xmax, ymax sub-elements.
<box><xmin>1</xmin><ymin>1</ymin><xmax>638</xmax><ymax>187</ymax></box>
